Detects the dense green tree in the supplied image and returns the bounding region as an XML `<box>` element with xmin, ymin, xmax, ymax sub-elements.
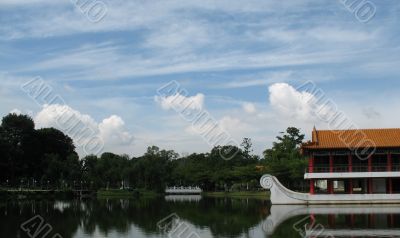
<box><xmin>37</xmin><ymin>128</ymin><xmax>76</xmax><ymax>160</ymax></box>
<box><xmin>262</xmin><ymin>127</ymin><xmax>307</xmax><ymax>190</ymax></box>
<box><xmin>241</xmin><ymin>138</ymin><xmax>253</xmax><ymax>159</ymax></box>
<box><xmin>0</xmin><ymin>113</ymin><xmax>307</xmax><ymax>192</ymax></box>
<box><xmin>0</xmin><ymin>114</ymin><xmax>36</xmax><ymax>182</ymax></box>
<box><xmin>263</xmin><ymin>127</ymin><xmax>304</xmax><ymax>161</ymax></box>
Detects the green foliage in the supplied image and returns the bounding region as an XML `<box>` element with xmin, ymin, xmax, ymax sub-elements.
<box><xmin>0</xmin><ymin>113</ymin><xmax>78</xmax><ymax>186</ymax></box>
<box><xmin>0</xmin><ymin>113</ymin><xmax>306</xmax><ymax>192</ymax></box>
<box><xmin>263</xmin><ymin>127</ymin><xmax>304</xmax><ymax>161</ymax></box>
<box><xmin>261</xmin><ymin>127</ymin><xmax>307</xmax><ymax>190</ymax></box>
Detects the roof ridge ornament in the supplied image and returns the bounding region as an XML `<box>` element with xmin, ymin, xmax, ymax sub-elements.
<box><xmin>313</xmin><ymin>125</ymin><xmax>319</xmax><ymax>145</ymax></box>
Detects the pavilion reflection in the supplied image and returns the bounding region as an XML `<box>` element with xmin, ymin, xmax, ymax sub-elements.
<box><xmin>263</xmin><ymin>204</ymin><xmax>400</xmax><ymax>237</ymax></box>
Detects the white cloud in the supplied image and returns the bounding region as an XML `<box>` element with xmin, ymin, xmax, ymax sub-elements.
<box><xmin>155</xmin><ymin>93</ymin><xmax>205</xmax><ymax>111</ymax></box>
<box><xmin>34</xmin><ymin>104</ymin><xmax>134</xmax><ymax>155</ymax></box>
<box><xmin>99</xmin><ymin>115</ymin><xmax>134</xmax><ymax>145</ymax></box>
<box><xmin>268</xmin><ymin>83</ymin><xmax>317</xmax><ymax>121</ymax></box>
<box><xmin>242</xmin><ymin>102</ymin><xmax>256</xmax><ymax>114</ymax></box>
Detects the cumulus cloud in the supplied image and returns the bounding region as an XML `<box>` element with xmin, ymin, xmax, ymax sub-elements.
<box><xmin>155</xmin><ymin>93</ymin><xmax>205</xmax><ymax>111</ymax></box>
<box><xmin>34</xmin><ymin>104</ymin><xmax>134</xmax><ymax>154</ymax></box>
<box><xmin>269</xmin><ymin>83</ymin><xmax>321</xmax><ymax>121</ymax></box>
<box><xmin>99</xmin><ymin>115</ymin><xmax>134</xmax><ymax>145</ymax></box>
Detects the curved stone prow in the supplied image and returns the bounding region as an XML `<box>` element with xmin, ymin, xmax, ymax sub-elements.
<box><xmin>260</xmin><ymin>174</ymin><xmax>309</xmax><ymax>205</ymax></box>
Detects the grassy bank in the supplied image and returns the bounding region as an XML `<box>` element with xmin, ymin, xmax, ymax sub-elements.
<box><xmin>0</xmin><ymin>189</ymin><xmax>77</xmax><ymax>199</ymax></box>
<box><xmin>202</xmin><ymin>191</ymin><xmax>270</xmax><ymax>199</ymax></box>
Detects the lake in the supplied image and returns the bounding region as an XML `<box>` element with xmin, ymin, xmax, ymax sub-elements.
<box><xmin>1</xmin><ymin>195</ymin><xmax>400</xmax><ymax>238</ymax></box>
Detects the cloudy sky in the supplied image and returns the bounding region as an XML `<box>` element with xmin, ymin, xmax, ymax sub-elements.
<box><xmin>1</xmin><ymin>0</ymin><xmax>400</xmax><ymax>157</ymax></box>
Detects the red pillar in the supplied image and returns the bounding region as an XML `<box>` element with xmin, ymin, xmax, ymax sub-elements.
<box><xmin>328</xmin><ymin>180</ymin><xmax>334</xmax><ymax>194</ymax></box>
<box><xmin>389</xmin><ymin>214</ymin><xmax>394</xmax><ymax>227</ymax></box>
<box><xmin>309</xmin><ymin>155</ymin><xmax>315</xmax><ymax>195</ymax></box>
<box><xmin>310</xmin><ymin>179</ymin><xmax>315</xmax><ymax>194</ymax></box>
<box><xmin>368</xmin><ymin>178</ymin><xmax>373</xmax><ymax>194</ymax></box>
<box><xmin>350</xmin><ymin>214</ymin><xmax>355</xmax><ymax>228</ymax></box>
<box><xmin>389</xmin><ymin>178</ymin><xmax>393</xmax><ymax>194</ymax></box>
<box><xmin>309</xmin><ymin>155</ymin><xmax>314</xmax><ymax>173</ymax></box>
<box><xmin>328</xmin><ymin>214</ymin><xmax>336</xmax><ymax>228</ymax></box>
<box><xmin>348</xmin><ymin>154</ymin><xmax>353</xmax><ymax>194</ymax></box>
<box><xmin>329</xmin><ymin>154</ymin><xmax>334</xmax><ymax>173</ymax></box>
<box><xmin>348</xmin><ymin>154</ymin><xmax>352</xmax><ymax>172</ymax></box>
<box><xmin>368</xmin><ymin>155</ymin><xmax>372</xmax><ymax>172</ymax></box>
<box><xmin>348</xmin><ymin>179</ymin><xmax>353</xmax><ymax>194</ymax></box>
<box><xmin>328</xmin><ymin>154</ymin><xmax>334</xmax><ymax>194</ymax></box>
<box><xmin>388</xmin><ymin>153</ymin><xmax>393</xmax><ymax>172</ymax></box>
<box><xmin>368</xmin><ymin>214</ymin><xmax>375</xmax><ymax>228</ymax></box>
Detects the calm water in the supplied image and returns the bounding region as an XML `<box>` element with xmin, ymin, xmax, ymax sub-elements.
<box><xmin>1</xmin><ymin>195</ymin><xmax>400</xmax><ymax>238</ymax></box>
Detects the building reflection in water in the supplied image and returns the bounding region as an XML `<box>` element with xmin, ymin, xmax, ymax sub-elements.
<box><xmin>263</xmin><ymin>205</ymin><xmax>400</xmax><ymax>237</ymax></box>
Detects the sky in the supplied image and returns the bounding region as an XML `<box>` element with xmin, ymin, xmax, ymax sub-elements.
<box><xmin>1</xmin><ymin>0</ymin><xmax>400</xmax><ymax>157</ymax></box>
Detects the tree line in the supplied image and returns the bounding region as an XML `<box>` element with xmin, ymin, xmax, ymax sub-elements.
<box><xmin>0</xmin><ymin>113</ymin><xmax>308</xmax><ymax>192</ymax></box>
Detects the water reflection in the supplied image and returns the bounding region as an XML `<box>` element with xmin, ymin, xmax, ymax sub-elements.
<box><xmin>265</xmin><ymin>205</ymin><xmax>400</xmax><ymax>238</ymax></box>
<box><xmin>1</xmin><ymin>197</ymin><xmax>400</xmax><ymax>238</ymax></box>
<box><xmin>0</xmin><ymin>197</ymin><xmax>268</xmax><ymax>238</ymax></box>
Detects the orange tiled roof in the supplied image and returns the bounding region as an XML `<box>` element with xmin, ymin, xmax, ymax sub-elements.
<box><xmin>302</xmin><ymin>128</ymin><xmax>400</xmax><ymax>150</ymax></box>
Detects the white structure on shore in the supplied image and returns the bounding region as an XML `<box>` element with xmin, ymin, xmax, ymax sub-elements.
<box><xmin>165</xmin><ymin>186</ymin><xmax>202</xmax><ymax>194</ymax></box>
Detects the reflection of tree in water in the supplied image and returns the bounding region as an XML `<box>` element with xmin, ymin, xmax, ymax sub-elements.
<box><xmin>0</xmin><ymin>197</ymin><xmax>268</xmax><ymax>238</ymax></box>
<box><xmin>0</xmin><ymin>200</ymin><xmax>83</xmax><ymax>238</ymax></box>
<box><xmin>171</xmin><ymin>197</ymin><xmax>268</xmax><ymax>237</ymax></box>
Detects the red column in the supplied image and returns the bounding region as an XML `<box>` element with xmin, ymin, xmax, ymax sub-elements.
<box><xmin>348</xmin><ymin>154</ymin><xmax>352</xmax><ymax>172</ymax></box>
<box><xmin>329</xmin><ymin>154</ymin><xmax>334</xmax><ymax>173</ymax></box>
<box><xmin>328</xmin><ymin>180</ymin><xmax>334</xmax><ymax>194</ymax></box>
<box><xmin>310</xmin><ymin>179</ymin><xmax>315</xmax><ymax>194</ymax></box>
<box><xmin>309</xmin><ymin>155</ymin><xmax>314</xmax><ymax>173</ymax></box>
<box><xmin>389</xmin><ymin>178</ymin><xmax>393</xmax><ymax>194</ymax></box>
<box><xmin>368</xmin><ymin>155</ymin><xmax>372</xmax><ymax>172</ymax></box>
<box><xmin>309</xmin><ymin>155</ymin><xmax>315</xmax><ymax>195</ymax></box>
<box><xmin>368</xmin><ymin>214</ymin><xmax>375</xmax><ymax>228</ymax></box>
<box><xmin>388</xmin><ymin>153</ymin><xmax>392</xmax><ymax>172</ymax></box>
<box><xmin>350</xmin><ymin>214</ymin><xmax>355</xmax><ymax>228</ymax></box>
<box><xmin>368</xmin><ymin>179</ymin><xmax>373</xmax><ymax>194</ymax></box>
<box><xmin>348</xmin><ymin>179</ymin><xmax>353</xmax><ymax>194</ymax></box>
<box><xmin>328</xmin><ymin>214</ymin><xmax>336</xmax><ymax>228</ymax></box>
<box><xmin>389</xmin><ymin>214</ymin><xmax>394</xmax><ymax>227</ymax></box>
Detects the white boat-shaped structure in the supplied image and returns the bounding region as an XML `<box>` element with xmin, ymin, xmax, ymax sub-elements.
<box><xmin>261</xmin><ymin>128</ymin><xmax>400</xmax><ymax>205</ymax></box>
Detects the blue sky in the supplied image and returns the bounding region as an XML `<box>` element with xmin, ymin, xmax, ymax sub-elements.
<box><xmin>1</xmin><ymin>0</ymin><xmax>400</xmax><ymax>157</ymax></box>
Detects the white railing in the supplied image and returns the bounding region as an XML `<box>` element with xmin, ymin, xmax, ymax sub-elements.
<box><xmin>165</xmin><ymin>186</ymin><xmax>202</xmax><ymax>194</ymax></box>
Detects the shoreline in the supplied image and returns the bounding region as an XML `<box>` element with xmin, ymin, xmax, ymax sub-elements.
<box><xmin>0</xmin><ymin>189</ymin><xmax>270</xmax><ymax>200</ymax></box>
<box><xmin>202</xmin><ymin>191</ymin><xmax>270</xmax><ymax>199</ymax></box>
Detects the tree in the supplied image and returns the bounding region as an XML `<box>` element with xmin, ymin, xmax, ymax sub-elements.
<box><xmin>241</xmin><ymin>138</ymin><xmax>253</xmax><ymax>159</ymax></box>
<box><xmin>263</xmin><ymin>127</ymin><xmax>304</xmax><ymax>161</ymax></box>
<box><xmin>37</xmin><ymin>128</ymin><xmax>76</xmax><ymax>160</ymax></box>
<box><xmin>262</xmin><ymin>127</ymin><xmax>307</xmax><ymax>190</ymax></box>
<box><xmin>0</xmin><ymin>113</ymin><xmax>36</xmax><ymax>181</ymax></box>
